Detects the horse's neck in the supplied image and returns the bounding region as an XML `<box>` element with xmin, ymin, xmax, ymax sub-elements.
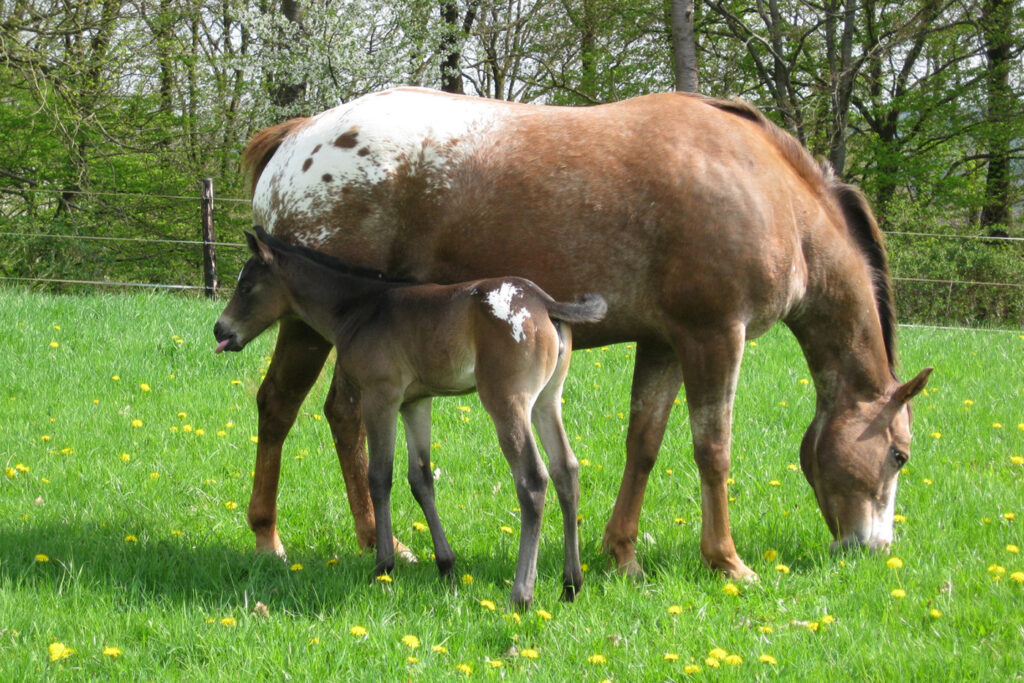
<box><xmin>284</xmin><ymin>260</ymin><xmax>391</xmax><ymax>342</ymax></box>
<box><xmin>787</xmin><ymin>262</ymin><xmax>892</xmax><ymax>407</ymax></box>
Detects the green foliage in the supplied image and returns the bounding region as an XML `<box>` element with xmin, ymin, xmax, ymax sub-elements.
<box><xmin>1</xmin><ymin>291</ymin><xmax>1022</xmax><ymax>678</ymax></box>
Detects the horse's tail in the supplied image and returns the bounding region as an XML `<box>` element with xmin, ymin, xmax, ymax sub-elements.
<box><xmin>545</xmin><ymin>293</ymin><xmax>608</xmax><ymax>324</ymax></box>
<box><xmin>241</xmin><ymin>117</ymin><xmax>313</xmax><ymax>197</ymax></box>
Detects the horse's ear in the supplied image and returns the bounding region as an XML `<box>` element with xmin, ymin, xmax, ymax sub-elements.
<box><xmin>247</xmin><ymin>229</ymin><xmax>275</xmax><ymax>265</ymax></box>
<box><xmin>893</xmin><ymin>367</ymin><xmax>932</xmax><ymax>407</ymax></box>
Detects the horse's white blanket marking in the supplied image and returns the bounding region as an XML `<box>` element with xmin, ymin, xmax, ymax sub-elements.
<box><xmin>485</xmin><ymin>283</ymin><xmax>531</xmax><ymax>343</ymax></box>
<box><xmin>253</xmin><ymin>87</ymin><xmax>505</xmax><ymax>246</ymax></box>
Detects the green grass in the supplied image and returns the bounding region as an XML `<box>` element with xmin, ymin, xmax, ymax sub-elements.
<box><xmin>1</xmin><ymin>289</ymin><xmax>1022</xmax><ymax>679</ymax></box>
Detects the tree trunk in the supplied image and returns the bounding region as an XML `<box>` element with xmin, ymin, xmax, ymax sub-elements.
<box><xmin>671</xmin><ymin>0</ymin><xmax>698</xmax><ymax>92</ymax></box>
<box><xmin>270</xmin><ymin>0</ymin><xmax>306</xmax><ymax>108</ymax></box>
<box><xmin>440</xmin><ymin>1</ymin><xmax>479</xmax><ymax>94</ymax></box>
<box><xmin>979</xmin><ymin>0</ymin><xmax>1013</xmax><ymax>231</ymax></box>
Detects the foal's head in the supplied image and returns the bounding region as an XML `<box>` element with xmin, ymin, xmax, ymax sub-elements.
<box><xmin>800</xmin><ymin>368</ymin><xmax>932</xmax><ymax>552</ymax></box>
<box><xmin>214</xmin><ymin>229</ymin><xmax>290</xmax><ymax>353</ymax></box>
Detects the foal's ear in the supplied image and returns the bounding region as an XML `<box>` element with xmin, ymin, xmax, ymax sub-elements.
<box><xmin>245</xmin><ymin>230</ymin><xmax>275</xmax><ymax>265</ymax></box>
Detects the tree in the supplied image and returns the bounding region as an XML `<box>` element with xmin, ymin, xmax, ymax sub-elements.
<box><xmin>671</xmin><ymin>0</ymin><xmax>698</xmax><ymax>92</ymax></box>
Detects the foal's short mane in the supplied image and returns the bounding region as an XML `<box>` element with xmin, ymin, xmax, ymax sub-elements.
<box><xmin>255</xmin><ymin>227</ymin><xmax>412</xmax><ymax>284</ymax></box>
<box><xmin>690</xmin><ymin>93</ymin><xmax>898</xmax><ymax>372</ymax></box>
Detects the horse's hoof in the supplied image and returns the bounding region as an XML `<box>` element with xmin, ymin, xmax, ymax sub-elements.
<box><xmin>394</xmin><ymin>538</ymin><xmax>418</xmax><ymax>564</ymax></box>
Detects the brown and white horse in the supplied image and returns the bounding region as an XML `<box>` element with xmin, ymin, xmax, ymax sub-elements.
<box><xmin>215</xmin><ymin>227</ymin><xmax>605</xmax><ymax>605</ymax></box>
<box><xmin>239</xmin><ymin>87</ymin><xmax>931</xmax><ymax>579</ymax></box>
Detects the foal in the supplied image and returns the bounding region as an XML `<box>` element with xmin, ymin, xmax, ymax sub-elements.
<box><xmin>214</xmin><ymin>227</ymin><xmax>606</xmax><ymax>606</ymax></box>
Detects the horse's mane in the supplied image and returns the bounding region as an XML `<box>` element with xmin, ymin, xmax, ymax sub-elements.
<box><xmin>254</xmin><ymin>227</ymin><xmax>411</xmax><ymax>285</ymax></box>
<box><xmin>241</xmin><ymin>117</ymin><xmax>313</xmax><ymax>197</ymax></box>
<box><xmin>691</xmin><ymin>94</ymin><xmax>897</xmax><ymax>372</ymax></box>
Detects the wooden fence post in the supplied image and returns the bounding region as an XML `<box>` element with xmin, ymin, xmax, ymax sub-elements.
<box><xmin>200</xmin><ymin>178</ymin><xmax>218</xmax><ymax>299</ymax></box>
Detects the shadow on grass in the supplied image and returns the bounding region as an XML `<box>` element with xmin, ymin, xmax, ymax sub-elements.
<box><xmin>0</xmin><ymin>521</ymin><xmax>545</xmax><ymax>615</ymax></box>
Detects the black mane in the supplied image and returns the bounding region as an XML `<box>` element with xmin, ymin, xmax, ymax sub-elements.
<box><xmin>253</xmin><ymin>226</ymin><xmax>412</xmax><ymax>284</ymax></box>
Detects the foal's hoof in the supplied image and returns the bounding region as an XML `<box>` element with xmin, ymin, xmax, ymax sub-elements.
<box><xmin>394</xmin><ymin>538</ymin><xmax>418</xmax><ymax>565</ymax></box>
<box><xmin>709</xmin><ymin>556</ymin><xmax>758</xmax><ymax>582</ymax></box>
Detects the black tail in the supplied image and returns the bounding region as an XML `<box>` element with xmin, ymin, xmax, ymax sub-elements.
<box><xmin>545</xmin><ymin>293</ymin><xmax>608</xmax><ymax>324</ymax></box>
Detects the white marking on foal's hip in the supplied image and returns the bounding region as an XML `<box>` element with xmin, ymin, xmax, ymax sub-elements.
<box><xmin>485</xmin><ymin>283</ymin><xmax>532</xmax><ymax>343</ymax></box>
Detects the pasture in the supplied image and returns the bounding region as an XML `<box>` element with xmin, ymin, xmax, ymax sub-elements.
<box><xmin>1</xmin><ymin>289</ymin><xmax>1022</xmax><ymax>679</ymax></box>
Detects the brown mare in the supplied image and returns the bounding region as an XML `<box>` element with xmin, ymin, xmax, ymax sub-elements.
<box><xmin>239</xmin><ymin>87</ymin><xmax>932</xmax><ymax>580</ymax></box>
<box><xmin>214</xmin><ymin>227</ymin><xmax>607</xmax><ymax>605</ymax></box>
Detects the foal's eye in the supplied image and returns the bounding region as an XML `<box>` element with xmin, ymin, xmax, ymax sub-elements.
<box><xmin>889</xmin><ymin>445</ymin><xmax>909</xmax><ymax>469</ymax></box>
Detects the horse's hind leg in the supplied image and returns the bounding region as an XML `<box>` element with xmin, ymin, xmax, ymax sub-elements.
<box><xmin>483</xmin><ymin>396</ymin><xmax>548</xmax><ymax>608</ymax></box>
<box><xmin>401</xmin><ymin>398</ymin><xmax>455</xmax><ymax>576</ymax></box>
<box><xmin>602</xmin><ymin>341</ymin><xmax>683</xmax><ymax>576</ymax></box>
<box><xmin>532</xmin><ymin>353</ymin><xmax>582</xmax><ymax>600</ymax></box>
<box><xmin>250</xmin><ymin>318</ymin><xmax>332</xmax><ymax>557</ymax></box>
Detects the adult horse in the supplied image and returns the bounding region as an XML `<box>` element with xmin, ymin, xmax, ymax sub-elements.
<box><xmin>240</xmin><ymin>87</ymin><xmax>931</xmax><ymax>579</ymax></box>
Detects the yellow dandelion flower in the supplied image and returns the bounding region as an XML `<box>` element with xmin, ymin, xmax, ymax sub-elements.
<box><xmin>461</xmin><ymin>573</ymin><xmax>474</xmax><ymax>584</ymax></box>
<box><xmin>290</xmin><ymin>563</ymin><xmax>303</xmax><ymax>571</ymax></box>
<box><xmin>250</xmin><ymin>435</ymin><xmax>259</xmax><ymax>443</ymax></box>
<box><xmin>787</xmin><ymin>463</ymin><xmax>800</xmax><ymax>470</ymax></box>
<box><xmin>230</xmin><ymin>379</ymin><xmax>242</xmax><ymax>386</ymax></box>
<box><xmin>822</xmin><ymin>614</ymin><xmax>835</xmax><ymax>625</ymax></box>
<box><xmin>220</xmin><ymin>617</ymin><xmax>236</xmax><ymax>627</ymax></box>
<box><xmin>931</xmin><ymin>432</ymin><xmax>941</xmax><ymax>439</ymax></box>
<box><xmin>724</xmin><ymin>654</ymin><xmax>743</xmax><ymax>666</ymax></box>
<box><xmin>992</xmin><ymin>423</ymin><xmax>1003</xmax><ymax>429</ymax></box>
<box><xmin>457</xmin><ymin>663</ymin><xmax>473</xmax><ymax>675</ymax></box>
<box><xmin>111</xmin><ymin>375</ymin><xmax>120</xmax><ymax>381</ymax></box>
<box><xmin>140</xmin><ymin>383</ymin><xmax>151</xmax><ymax>392</ymax></box>
<box><xmin>102</xmin><ymin>646</ymin><xmax>122</xmax><ymax>658</ymax></box>
<box><xmin>1010</xmin><ymin>455</ymin><xmax>1024</xmax><ymax>465</ymax></box>
<box><xmin>588</xmin><ymin>654</ymin><xmax>607</xmax><ymax>664</ymax></box>
<box><xmin>722</xmin><ymin>582</ymin><xmax>740</xmax><ymax>596</ymax></box>
<box><xmin>891</xmin><ymin>588</ymin><xmax>906</xmax><ymax>598</ymax></box>
<box><xmin>776</xmin><ymin>564</ymin><xmax>791</xmax><ymax>574</ymax></box>
<box><xmin>663</xmin><ymin>652</ymin><xmax>680</xmax><ymax>662</ymax></box>
<box><xmin>40</xmin><ymin>434</ymin><xmax>51</xmax><ymax>441</ymax></box>
<box><xmin>759</xmin><ymin>654</ymin><xmax>777</xmax><ymax>665</ymax></box>
<box><xmin>769</xmin><ymin>479</ymin><xmax>782</xmax><ymax>486</ymax></box>
<box><xmin>667</xmin><ymin>604</ymin><xmax>683</xmax><ymax>614</ymax></box>
<box><xmin>119</xmin><ymin>453</ymin><xmax>131</xmax><ymax>462</ymax></box>
<box><xmin>1003</xmin><ymin>512</ymin><xmax>1016</xmax><ymax>520</ymax></box>
<box><xmin>763</xmin><ymin>549</ymin><xmax>778</xmax><ymax>562</ymax></box>
<box><xmin>326</xmin><ymin>558</ymin><xmax>338</xmax><ymax>566</ymax></box>
<box><xmin>225</xmin><ymin>501</ymin><xmax>238</xmax><ymax>510</ymax></box>
<box><xmin>350</xmin><ymin>625</ymin><xmax>367</xmax><ymax>637</ymax></box>
<box><xmin>432</xmin><ymin>644</ymin><xmax>448</xmax><ymax>654</ymax></box>
<box><xmin>674</xmin><ymin>517</ymin><xmax>687</xmax><ymax>524</ymax></box>
<box><xmin>479</xmin><ymin>599</ymin><xmax>497</xmax><ymax>611</ymax></box>
<box><xmin>14</xmin><ymin>463</ymin><xmax>29</xmax><ymax>473</ymax></box>
<box><xmin>489</xmin><ymin>660</ymin><xmax>503</xmax><ymax>668</ymax></box>
<box><xmin>929</xmin><ymin>608</ymin><xmax>942</xmax><ymax>618</ymax></box>
<box><xmin>48</xmin><ymin>642</ymin><xmax>73</xmax><ymax>661</ymax></box>
<box><xmin>1001</xmin><ymin>544</ymin><xmax>1019</xmax><ymax>554</ymax></box>
<box><xmin>705</xmin><ymin>657</ymin><xmax>721</xmax><ymax>668</ymax></box>
<box><xmin>499</xmin><ymin>525</ymin><xmax>514</xmax><ymax>535</ymax></box>
<box><xmin>149</xmin><ymin>472</ymin><xmax>160</xmax><ymax>480</ymax></box>
<box><xmin>963</xmin><ymin>399</ymin><xmax>974</xmax><ymax>406</ymax></box>
<box><xmin>375</xmin><ymin>574</ymin><xmax>392</xmax><ymax>583</ymax></box>
<box><xmin>402</xmin><ymin>634</ymin><xmax>420</xmax><ymax>649</ymax></box>
<box><xmin>131</xmin><ymin>419</ymin><xmax>143</xmax><ymax>428</ymax></box>
<box><xmin>887</xmin><ymin>557</ymin><xmax>904</xmax><ymax>569</ymax></box>
<box><xmin>124</xmin><ymin>535</ymin><xmax>137</xmax><ymax>543</ymax></box>
<box><xmin>35</xmin><ymin>554</ymin><xmax>49</xmax><ymax>563</ymax></box>
<box><xmin>806</xmin><ymin>621</ymin><xmax>820</xmax><ymax>632</ymax></box>
<box><xmin>407</xmin><ymin>656</ymin><xmax>419</xmax><ymax>664</ymax></box>
<box><xmin>708</xmin><ymin>648</ymin><xmax>728</xmax><ymax>660</ymax></box>
<box><xmin>758</xmin><ymin>625</ymin><xmax>774</xmax><ymax>634</ymax></box>
<box><xmin>537</xmin><ymin>609</ymin><xmax>552</xmax><ymax>620</ymax></box>
<box><xmin>412</xmin><ymin>521</ymin><xmax>428</xmax><ymax>531</ymax></box>
<box><xmin>684</xmin><ymin>664</ymin><xmax>702</xmax><ymax>674</ymax></box>
<box><xmin>989</xmin><ymin>564</ymin><xmax>1006</xmax><ymax>575</ymax></box>
<box><xmin>49</xmin><ymin>341</ymin><xmax>59</xmax><ymax>349</ymax></box>
<box><xmin>1009</xmin><ymin>571</ymin><xmax>1024</xmax><ymax>583</ymax></box>
<box><xmin>894</xmin><ymin>514</ymin><xmax>907</xmax><ymax>523</ymax></box>
<box><xmin>4</xmin><ymin>467</ymin><xmax>15</xmax><ymax>479</ymax></box>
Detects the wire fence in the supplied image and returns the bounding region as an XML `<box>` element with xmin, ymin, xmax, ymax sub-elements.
<box><xmin>1</xmin><ymin>185</ymin><xmax>1021</xmax><ymax>328</ymax></box>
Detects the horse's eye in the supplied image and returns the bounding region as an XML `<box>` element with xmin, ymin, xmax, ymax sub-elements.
<box><xmin>237</xmin><ymin>280</ymin><xmax>253</xmax><ymax>295</ymax></box>
<box><xmin>889</xmin><ymin>445</ymin><xmax>909</xmax><ymax>469</ymax></box>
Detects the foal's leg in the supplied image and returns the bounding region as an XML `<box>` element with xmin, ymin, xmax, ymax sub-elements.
<box><xmin>483</xmin><ymin>396</ymin><xmax>549</xmax><ymax>608</ymax></box>
<box><xmin>250</xmin><ymin>319</ymin><xmax>332</xmax><ymax>557</ymax></box>
<box><xmin>532</xmin><ymin>377</ymin><xmax>583</xmax><ymax>602</ymax></box>
<box><xmin>325</xmin><ymin>370</ymin><xmax>414</xmax><ymax>562</ymax></box>
<box><xmin>675</xmin><ymin>324</ymin><xmax>756</xmax><ymax>580</ymax></box>
<box><xmin>602</xmin><ymin>341</ymin><xmax>683</xmax><ymax>576</ymax></box>
<box><xmin>360</xmin><ymin>389</ymin><xmax>402</xmax><ymax>577</ymax></box>
<box><xmin>401</xmin><ymin>398</ymin><xmax>455</xmax><ymax>575</ymax></box>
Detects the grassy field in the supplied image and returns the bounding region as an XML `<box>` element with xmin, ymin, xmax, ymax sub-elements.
<box><xmin>1</xmin><ymin>289</ymin><xmax>1022</xmax><ymax>679</ymax></box>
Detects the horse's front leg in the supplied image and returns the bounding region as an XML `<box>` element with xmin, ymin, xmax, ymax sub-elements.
<box><xmin>360</xmin><ymin>389</ymin><xmax>402</xmax><ymax>578</ymax></box>
<box><xmin>676</xmin><ymin>325</ymin><xmax>757</xmax><ymax>581</ymax></box>
<box><xmin>402</xmin><ymin>398</ymin><xmax>455</xmax><ymax>575</ymax></box>
<box><xmin>602</xmin><ymin>341</ymin><xmax>683</xmax><ymax>576</ymax></box>
<box><xmin>250</xmin><ymin>319</ymin><xmax>332</xmax><ymax>557</ymax></box>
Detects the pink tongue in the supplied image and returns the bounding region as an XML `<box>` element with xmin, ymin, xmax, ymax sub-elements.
<box><xmin>215</xmin><ymin>339</ymin><xmax>231</xmax><ymax>354</ymax></box>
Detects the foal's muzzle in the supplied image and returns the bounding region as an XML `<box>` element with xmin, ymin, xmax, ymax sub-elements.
<box><xmin>213</xmin><ymin>321</ymin><xmax>243</xmax><ymax>353</ymax></box>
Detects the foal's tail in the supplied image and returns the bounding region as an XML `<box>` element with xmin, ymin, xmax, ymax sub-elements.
<box><xmin>545</xmin><ymin>293</ymin><xmax>608</xmax><ymax>324</ymax></box>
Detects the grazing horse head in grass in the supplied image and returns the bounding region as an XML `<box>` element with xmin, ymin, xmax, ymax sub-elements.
<box><xmin>239</xmin><ymin>87</ymin><xmax>932</xmax><ymax>579</ymax></box>
<box><xmin>215</xmin><ymin>227</ymin><xmax>607</xmax><ymax>607</ymax></box>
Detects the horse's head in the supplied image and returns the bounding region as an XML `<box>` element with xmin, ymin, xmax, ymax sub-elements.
<box><xmin>214</xmin><ymin>228</ymin><xmax>290</xmax><ymax>353</ymax></box>
<box><xmin>800</xmin><ymin>367</ymin><xmax>932</xmax><ymax>552</ymax></box>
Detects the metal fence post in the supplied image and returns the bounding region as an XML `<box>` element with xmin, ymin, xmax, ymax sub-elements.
<box><xmin>200</xmin><ymin>178</ymin><xmax>218</xmax><ymax>299</ymax></box>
